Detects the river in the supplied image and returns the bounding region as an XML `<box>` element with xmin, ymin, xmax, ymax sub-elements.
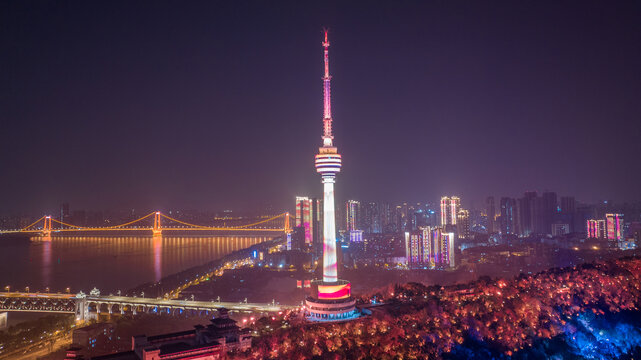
<box><xmin>0</xmin><ymin>235</ymin><xmax>271</xmax><ymax>295</ymax></box>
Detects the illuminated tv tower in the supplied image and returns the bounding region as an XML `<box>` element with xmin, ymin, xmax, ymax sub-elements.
<box><xmin>306</xmin><ymin>30</ymin><xmax>357</xmax><ymax>322</ymax></box>
<box><xmin>306</xmin><ymin>29</ymin><xmax>358</xmax><ymax>322</ymax></box>
<box><xmin>315</xmin><ymin>29</ymin><xmax>342</xmax><ymax>283</ymax></box>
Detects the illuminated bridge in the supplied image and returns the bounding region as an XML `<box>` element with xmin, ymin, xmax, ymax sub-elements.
<box><xmin>0</xmin><ymin>292</ymin><xmax>293</xmax><ymax>321</ymax></box>
<box><xmin>0</xmin><ymin>212</ymin><xmax>292</xmax><ymax>237</ymax></box>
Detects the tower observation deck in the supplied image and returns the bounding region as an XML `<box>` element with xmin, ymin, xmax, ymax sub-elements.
<box><xmin>307</xmin><ymin>29</ymin><xmax>358</xmax><ymax>322</ymax></box>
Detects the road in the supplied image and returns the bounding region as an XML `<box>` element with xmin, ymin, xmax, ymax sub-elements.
<box><xmin>0</xmin><ymin>333</ymin><xmax>70</xmax><ymax>360</ymax></box>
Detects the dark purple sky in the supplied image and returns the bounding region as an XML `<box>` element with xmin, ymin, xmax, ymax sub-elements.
<box><xmin>1</xmin><ymin>1</ymin><xmax>640</xmax><ymax>215</ymax></box>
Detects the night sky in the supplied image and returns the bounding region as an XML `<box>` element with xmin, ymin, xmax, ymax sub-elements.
<box><xmin>1</xmin><ymin>1</ymin><xmax>640</xmax><ymax>215</ymax></box>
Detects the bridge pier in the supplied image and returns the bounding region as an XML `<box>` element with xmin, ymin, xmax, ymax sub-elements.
<box><xmin>75</xmin><ymin>297</ymin><xmax>87</xmax><ymax>322</ymax></box>
<box><xmin>0</xmin><ymin>312</ymin><xmax>7</xmax><ymax>331</ymax></box>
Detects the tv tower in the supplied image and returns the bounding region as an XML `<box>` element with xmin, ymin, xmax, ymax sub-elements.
<box><xmin>307</xmin><ymin>29</ymin><xmax>358</xmax><ymax>322</ymax></box>
<box><xmin>315</xmin><ymin>29</ymin><xmax>342</xmax><ymax>283</ymax></box>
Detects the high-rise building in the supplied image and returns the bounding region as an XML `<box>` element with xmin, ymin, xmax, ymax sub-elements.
<box><xmin>440</xmin><ymin>196</ymin><xmax>460</xmax><ymax>226</ymax></box>
<box><xmin>295</xmin><ymin>196</ymin><xmax>321</xmax><ymax>249</ymax></box>
<box><xmin>362</xmin><ymin>202</ymin><xmax>382</xmax><ymax>233</ymax></box>
<box><xmin>404</xmin><ymin>230</ymin><xmax>427</xmax><ymax>268</ymax></box>
<box><xmin>345</xmin><ymin>200</ymin><xmax>361</xmax><ymax>231</ymax></box>
<box><xmin>541</xmin><ymin>192</ymin><xmax>557</xmax><ymax>235</ymax></box>
<box><xmin>456</xmin><ymin>209</ymin><xmax>470</xmax><ymax>240</ymax></box>
<box><xmin>290</xmin><ymin>226</ymin><xmax>306</xmax><ymax>251</ymax></box>
<box><xmin>380</xmin><ymin>202</ymin><xmax>393</xmax><ymax>233</ymax></box>
<box><xmin>500</xmin><ymin>197</ymin><xmax>516</xmax><ymax>235</ymax></box>
<box><xmin>586</xmin><ymin>219</ymin><xmax>606</xmax><ymax>239</ymax></box>
<box><xmin>306</xmin><ymin>30</ymin><xmax>358</xmax><ymax>322</ymax></box>
<box><xmin>397</xmin><ymin>203</ymin><xmax>410</xmax><ymax>231</ymax></box>
<box><xmin>486</xmin><ymin>196</ymin><xmax>496</xmax><ymax>234</ymax></box>
<box><xmin>560</xmin><ymin>196</ymin><xmax>576</xmax><ymax>213</ymax></box>
<box><xmin>60</xmin><ymin>202</ymin><xmax>70</xmax><ymax>229</ymax></box>
<box><xmin>405</xmin><ymin>227</ymin><xmax>456</xmax><ymax>269</ymax></box>
<box><xmin>445</xmin><ymin>231</ymin><xmax>456</xmax><ymax>268</ymax></box>
<box><xmin>349</xmin><ymin>230</ymin><xmax>363</xmax><ymax>243</ymax></box>
<box><xmin>557</xmin><ymin>196</ymin><xmax>576</xmax><ymax>233</ymax></box>
<box><xmin>517</xmin><ymin>191</ymin><xmax>537</xmax><ymax>236</ymax></box>
<box><xmin>551</xmin><ymin>223</ymin><xmax>570</xmax><ymax>236</ymax></box>
<box><xmin>606</xmin><ymin>213</ymin><xmax>624</xmax><ymax>241</ymax></box>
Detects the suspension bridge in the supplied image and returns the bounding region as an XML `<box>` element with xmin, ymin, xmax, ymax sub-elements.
<box><xmin>0</xmin><ymin>212</ymin><xmax>292</xmax><ymax>237</ymax></box>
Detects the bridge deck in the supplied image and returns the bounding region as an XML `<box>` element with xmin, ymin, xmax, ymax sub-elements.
<box><xmin>0</xmin><ymin>292</ymin><xmax>294</xmax><ymax>313</ymax></box>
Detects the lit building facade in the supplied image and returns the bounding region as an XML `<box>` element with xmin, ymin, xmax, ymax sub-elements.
<box><xmin>500</xmin><ymin>197</ymin><xmax>517</xmax><ymax>235</ymax></box>
<box><xmin>345</xmin><ymin>200</ymin><xmax>361</xmax><ymax>231</ymax></box>
<box><xmin>294</xmin><ymin>196</ymin><xmax>321</xmax><ymax>249</ymax></box>
<box><xmin>349</xmin><ymin>229</ymin><xmax>363</xmax><ymax>243</ymax></box>
<box><xmin>456</xmin><ymin>209</ymin><xmax>470</xmax><ymax>240</ymax></box>
<box><xmin>305</xmin><ymin>30</ymin><xmax>358</xmax><ymax>322</ymax></box>
<box><xmin>405</xmin><ymin>230</ymin><xmax>429</xmax><ymax>268</ymax></box>
<box><xmin>440</xmin><ymin>196</ymin><xmax>460</xmax><ymax>226</ymax></box>
<box><xmin>586</xmin><ymin>219</ymin><xmax>606</xmax><ymax>239</ymax></box>
<box><xmin>486</xmin><ymin>196</ymin><xmax>496</xmax><ymax>234</ymax></box>
<box><xmin>606</xmin><ymin>213</ymin><xmax>624</xmax><ymax>241</ymax></box>
<box><xmin>405</xmin><ymin>227</ymin><xmax>455</xmax><ymax>269</ymax></box>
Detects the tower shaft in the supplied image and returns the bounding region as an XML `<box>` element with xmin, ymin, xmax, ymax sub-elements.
<box><xmin>322</xmin><ymin>178</ymin><xmax>337</xmax><ymax>282</ymax></box>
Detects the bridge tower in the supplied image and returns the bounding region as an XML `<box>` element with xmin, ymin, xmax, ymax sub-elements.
<box><xmin>284</xmin><ymin>212</ymin><xmax>292</xmax><ymax>249</ymax></box>
<box><xmin>284</xmin><ymin>212</ymin><xmax>291</xmax><ymax>234</ymax></box>
<box><xmin>42</xmin><ymin>216</ymin><xmax>52</xmax><ymax>237</ymax></box>
<box><xmin>153</xmin><ymin>212</ymin><xmax>162</xmax><ymax>236</ymax></box>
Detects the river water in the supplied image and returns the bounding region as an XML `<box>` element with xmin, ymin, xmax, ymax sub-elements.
<box><xmin>0</xmin><ymin>235</ymin><xmax>271</xmax><ymax>295</ymax></box>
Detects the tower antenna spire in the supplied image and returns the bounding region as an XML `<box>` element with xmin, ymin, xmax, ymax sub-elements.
<box><xmin>322</xmin><ymin>28</ymin><xmax>333</xmax><ymax>147</ymax></box>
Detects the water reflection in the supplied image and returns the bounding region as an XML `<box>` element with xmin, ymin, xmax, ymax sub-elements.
<box><xmin>1</xmin><ymin>235</ymin><xmax>271</xmax><ymax>293</ymax></box>
<box><xmin>41</xmin><ymin>240</ymin><xmax>51</xmax><ymax>288</ymax></box>
<box><xmin>153</xmin><ymin>235</ymin><xmax>162</xmax><ymax>283</ymax></box>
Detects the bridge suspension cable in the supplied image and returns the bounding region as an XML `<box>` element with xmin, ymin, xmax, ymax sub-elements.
<box><xmin>20</xmin><ymin>216</ymin><xmax>46</xmax><ymax>231</ymax></box>
<box><xmin>1</xmin><ymin>211</ymin><xmax>289</xmax><ymax>234</ymax></box>
<box><xmin>159</xmin><ymin>212</ymin><xmax>287</xmax><ymax>230</ymax></box>
<box><xmin>49</xmin><ymin>212</ymin><xmax>157</xmax><ymax>230</ymax></box>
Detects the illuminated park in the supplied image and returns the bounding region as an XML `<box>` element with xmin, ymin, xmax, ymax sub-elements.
<box><xmin>231</xmin><ymin>257</ymin><xmax>641</xmax><ymax>359</ymax></box>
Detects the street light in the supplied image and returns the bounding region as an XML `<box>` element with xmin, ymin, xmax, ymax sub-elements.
<box><xmin>4</xmin><ymin>285</ymin><xmax>9</xmax><ymax>292</ymax></box>
<box><xmin>66</xmin><ymin>287</ymin><xmax>70</xmax><ymax>294</ymax></box>
<box><xmin>25</xmin><ymin>286</ymin><xmax>30</xmax><ymax>293</ymax></box>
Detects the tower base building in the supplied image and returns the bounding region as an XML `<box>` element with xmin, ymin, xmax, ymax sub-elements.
<box><xmin>304</xmin><ymin>280</ymin><xmax>359</xmax><ymax>322</ymax></box>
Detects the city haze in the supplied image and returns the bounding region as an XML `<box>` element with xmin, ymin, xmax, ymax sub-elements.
<box><xmin>1</xmin><ymin>1</ymin><xmax>640</xmax><ymax>215</ymax></box>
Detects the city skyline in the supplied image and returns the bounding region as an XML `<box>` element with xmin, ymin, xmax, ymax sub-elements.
<box><xmin>2</xmin><ymin>1</ymin><xmax>640</xmax><ymax>214</ymax></box>
<box><xmin>3</xmin><ymin>2</ymin><xmax>641</xmax><ymax>359</ymax></box>
<box><xmin>0</xmin><ymin>188</ymin><xmax>633</xmax><ymax>216</ymax></box>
